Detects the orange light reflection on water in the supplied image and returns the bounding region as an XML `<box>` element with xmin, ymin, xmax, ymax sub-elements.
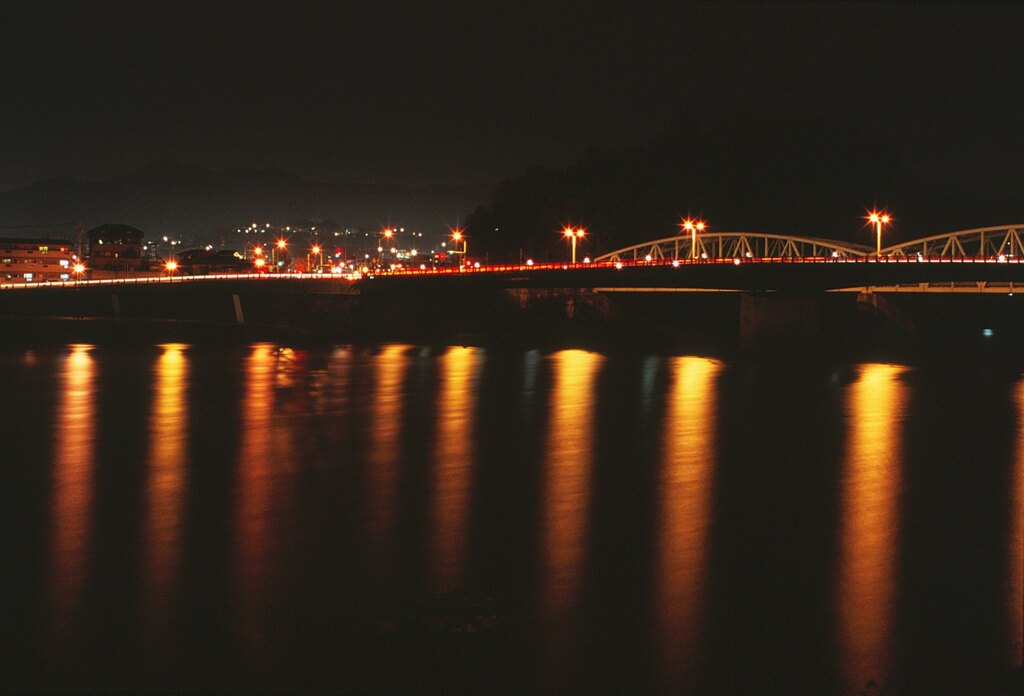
<box><xmin>143</xmin><ymin>344</ymin><xmax>189</xmax><ymax>635</ymax></box>
<box><xmin>655</xmin><ymin>356</ymin><xmax>721</xmax><ymax>691</ymax></box>
<box><xmin>1011</xmin><ymin>380</ymin><xmax>1024</xmax><ymax>666</ymax></box>
<box><xmin>51</xmin><ymin>344</ymin><xmax>96</xmax><ymax>637</ymax></box>
<box><xmin>234</xmin><ymin>343</ymin><xmax>277</xmax><ymax>648</ymax></box>
<box><xmin>430</xmin><ymin>346</ymin><xmax>481</xmax><ymax>594</ymax></box>
<box><xmin>368</xmin><ymin>345</ymin><xmax>410</xmax><ymax>577</ymax></box>
<box><xmin>838</xmin><ymin>363</ymin><xmax>908</xmax><ymax>693</ymax></box>
<box><xmin>538</xmin><ymin>349</ymin><xmax>603</xmax><ymax>680</ymax></box>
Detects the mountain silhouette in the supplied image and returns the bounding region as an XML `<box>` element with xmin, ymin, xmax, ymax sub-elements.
<box><xmin>0</xmin><ymin>161</ymin><xmax>492</xmax><ymax>242</ymax></box>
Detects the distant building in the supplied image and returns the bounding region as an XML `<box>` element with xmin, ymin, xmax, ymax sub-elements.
<box><xmin>176</xmin><ymin>248</ymin><xmax>251</xmax><ymax>274</ymax></box>
<box><xmin>0</xmin><ymin>238</ymin><xmax>74</xmax><ymax>283</ymax></box>
<box><xmin>87</xmin><ymin>224</ymin><xmax>145</xmax><ymax>274</ymax></box>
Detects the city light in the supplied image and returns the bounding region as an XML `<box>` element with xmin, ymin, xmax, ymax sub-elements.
<box><xmin>253</xmin><ymin>246</ymin><xmax>263</xmax><ymax>256</ymax></box>
<box><xmin>276</xmin><ymin>239</ymin><xmax>287</xmax><ymax>250</ymax></box>
<box><xmin>164</xmin><ymin>260</ymin><xmax>178</xmax><ymax>274</ymax></box>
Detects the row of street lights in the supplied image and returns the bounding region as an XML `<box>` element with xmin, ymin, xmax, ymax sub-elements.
<box><xmin>82</xmin><ymin>208</ymin><xmax>895</xmax><ymax>280</ymax></box>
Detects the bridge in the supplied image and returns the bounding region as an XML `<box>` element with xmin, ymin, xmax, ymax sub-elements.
<box><xmin>2</xmin><ymin>224</ymin><xmax>1023</xmax><ymax>295</ymax></box>
<box><xmin>1</xmin><ymin>224</ymin><xmax>1022</xmax><ymax>346</ymax></box>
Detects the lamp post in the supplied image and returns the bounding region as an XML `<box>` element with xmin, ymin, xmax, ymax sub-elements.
<box><xmin>681</xmin><ymin>218</ymin><xmax>707</xmax><ymax>260</ymax></box>
<box><xmin>562</xmin><ymin>226</ymin><xmax>585</xmax><ymax>264</ymax></box>
<box><xmin>451</xmin><ymin>228</ymin><xmax>467</xmax><ymax>261</ymax></box>
<box><xmin>275</xmin><ymin>238</ymin><xmax>287</xmax><ymax>272</ymax></box>
<box><xmin>380</xmin><ymin>228</ymin><xmax>394</xmax><ymax>266</ymax></box>
<box><xmin>867</xmin><ymin>210</ymin><xmax>891</xmax><ymax>257</ymax></box>
<box><xmin>310</xmin><ymin>244</ymin><xmax>322</xmax><ymax>272</ymax></box>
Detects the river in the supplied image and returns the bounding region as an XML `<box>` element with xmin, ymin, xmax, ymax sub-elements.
<box><xmin>1</xmin><ymin>342</ymin><xmax>1021</xmax><ymax>694</ymax></box>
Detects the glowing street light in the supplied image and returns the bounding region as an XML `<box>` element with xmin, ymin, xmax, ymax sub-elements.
<box><xmin>72</xmin><ymin>263</ymin><xmax>86</xmax><ymax>281</ymax></box>
<box><xmin>254</xmin><ymin>257</ymin><xmax>266</xmax><ymax>271</ymax></box>
<box><xmin>272</xmin><ymin>238</ymin><xmax>287</xmax><ymax>271</ymax></box>
<box><xmin>164</xmin><ymin>260</ymin><xmax>178</xmax><ymax>279</ymax></box>
<box><xmin>867</xmin><ymin>209</ymin><xmax>892</xmax><ymax>257</ymax></box>
<box><xmin>562</xmin><ymin>226</ymin><xmax>585</xmax><ymax>264</ymax></box>
<box><xmin>451</xmin><ymin>228</ymin><xmax>467</xmax><ymax>257</ymax></box>
<box><xmin>310</xmin><ymin>244</ymin><xmax>322</xmax><ymax>271</ymax></box>
<box><xmin>681</xmin><ymin>217</ymin><xmax>707</xmax><ymax>260</ymax></box>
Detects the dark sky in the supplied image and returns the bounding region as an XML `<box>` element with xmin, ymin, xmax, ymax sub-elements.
<box><xmin>2</xmin><ymin>1</ymin><xmax>1022</xmax><ymax>196</ymax></box>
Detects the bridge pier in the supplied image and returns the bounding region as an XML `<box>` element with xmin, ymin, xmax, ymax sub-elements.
<box><xmin>739</xmin><ymin>293</ymin><xmax>822</xmax><ymax>347</ymax></box>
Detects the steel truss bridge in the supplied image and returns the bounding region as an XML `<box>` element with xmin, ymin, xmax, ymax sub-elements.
<box><xmin>592</xmin><ymin>224</ymin><xmax>1024</xmax><ymax>293</ymax></box>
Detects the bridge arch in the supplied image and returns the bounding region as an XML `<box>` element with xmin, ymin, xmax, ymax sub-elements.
<box><xmin>593</xmin><ymin>231</ymin><xmax>873</xmax><ymax>262</ymax></box>
<box><xmin>880</xmin><ymin>224</ymin><xmax>1024</xmax><ymax>258</ymax></box>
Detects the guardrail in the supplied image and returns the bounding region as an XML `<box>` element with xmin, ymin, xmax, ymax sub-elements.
<box><xmin>3</xmin><ymin>255</ymin><xmax>1024</xmax><ymax>290</ymax></box>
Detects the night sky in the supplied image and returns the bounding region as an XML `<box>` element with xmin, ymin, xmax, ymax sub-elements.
<box><xmin>2</xmin><ymin>1</ymin><xmax>1022</xmax><ymax>197</ymax></box>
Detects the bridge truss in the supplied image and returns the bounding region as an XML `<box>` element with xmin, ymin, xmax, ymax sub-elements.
<box><xmin>594</xmin><ymin>224</ymin><xmax>1024</xmax><ymax>263</ymax></box>
<box><xmin>879</xmin><ymin>225</ymin><xmax>1024</xmax><ymax>259</ymax></box>
<box><xmin>593</xmin><ymin>232</ymin><xmax>873</xmax><ymax>262</ymax></box>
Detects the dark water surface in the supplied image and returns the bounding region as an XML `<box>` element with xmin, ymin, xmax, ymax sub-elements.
<box><xmin>1</xmin><ymin>342</ymin><xmax>1021</xmax><ymax>694</ymax></box>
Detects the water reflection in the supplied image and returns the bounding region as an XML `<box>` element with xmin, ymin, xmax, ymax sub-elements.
<box><xmin>538</xmin><ymin>349</ymin><xmax>603</xmax><ymax>682</ymax></box>
<box><xmin>655</xmin><ymin>357</ymin><xmax>721</xmax><ymax>691</ymax></box>
<box><xmin>1012</xmin><ymin>380</ymin><xmax>1024</xmax><ymax>666</ymax></box>
<box><xmin>143</xmin><ymin>344</ymin><xmax>189</xmax><ymax>636</ymax></box>
<box><xmin>234</xmin><ymin>343</ymin><xmax>277</xmax><ymax>647</ymax></box>
<box><xmin>368</xmin><ymin>345</ymin><xmax>410</xmax><ymax>576</ymax></box>
<box><xmin>51</xmin><ymin>344</ymin><xmax>96</xmax><ymax>637</ymax></box>
<box><xmin>838</xmin><ymin>363</ymin><xmax>908</xmax><ymax>692</ymax></box>
<box><xmin>430</xmin><ymin>346</ymin><xmax>482</xmax><ymax>593</ymax></box>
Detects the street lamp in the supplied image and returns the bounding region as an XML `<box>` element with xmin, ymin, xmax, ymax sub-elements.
<box><xmin>72</xmin><ymin>263</ymin><xmax>86</xmax><ymax>282</ymax></box>
<box><xmin>451</xmin><ymin>228</ymin><xmax>467</xmax><ymax>259</ymax></box>
<box><xmin>274</xmin><ymin>238</ymin><xmax>287</xmax><ymax>271</ymax></box>
<box><xmin>562</xmin><ymin>226</ymin><xmax>585</xmax><ymax>264</ymax></box>
<box><xmin>164</xmin><ymin>260</ymin><xmax>178</xmax><ymax>279</ymax></box>
<box><xmin>681</xmin><ymin>217</ymin><xmax>707</xmax><ymax>260</ymax></box>
<box><xmin>867</xmin><ymin>209</ymin><xmax>892</xmax><ymax>257</ymax></box>
<box><xmin>310</xmin><ymin>244</ymin><xmax>322</xmax><ymax>272</ymax></box>
<box><xmin>380</xmin><ymin>228</ymin><xmax>394</xmax><ymax>265</ymax></box>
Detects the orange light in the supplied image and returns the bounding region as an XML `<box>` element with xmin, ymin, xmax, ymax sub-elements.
<box><xmin>253</xmin><ymin>246</ymin><xmax>263</xmax><ymax>255</ymax></box>
<box><xmin>563</xmin><ymin>227</ymin><xmax>575</xmax><ymax>238</ymax></box>
<box><xmin>576</xmin><ymin>228</ymin><xmax>585</xmax><ymax>238</ymax></box>
<box><xmin>681</xmin><ymin>218</ymin><xmax>695</xmax><ymax>232</ymax></box>
<box><xmin>695</xmin><ymin>221</ymin><xmax>706</xmax><ymax>232</ymax></box>
<box><xmin>452</xmin><ymin>229</ymin><xmax>463</xmax><ymax>242</ymax></box>
<box><xmin>72</xmin><ymin>263</ymin><xmax>86</xmax><ymax>274</ymax></box>
<box><xmin>383</xmin><ymin>228</ymin><xmax>394</xmax><ymax>239</ymax></box>
<box><xmin>165</xmin><ymin>260</ymin><xmax>178</xmax><ymax>272</ymax></box>
<box><xmin>276</xmin><ymin>239</ymin><xmax>287</xmax><ymax>249</ymax></box>
<box><xmin>311</xmin><ymin>245</ymin><xmax>321</xmax><ymax>254</ymax></box>
<box><xmin>867</xmin><ymin>210</ymin><xmax>892</xmax><ymax>226</ymax></box>
<box><xmin>254</xmin><ymin>258</ymin><xmax>266</xmax><ymax>268</ymax></box>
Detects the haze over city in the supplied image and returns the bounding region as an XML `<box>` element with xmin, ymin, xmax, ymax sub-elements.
<box><xmin>2</xmin><ymin>2</ymin><xmax>1021</xmax><ymax>254</ymax></box>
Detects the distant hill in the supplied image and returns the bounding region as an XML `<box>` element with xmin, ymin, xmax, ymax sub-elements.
<box><xmin>0</xmin><ymin>160</ymin><xmax>493</xmax><ymax>242</ymax></box>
